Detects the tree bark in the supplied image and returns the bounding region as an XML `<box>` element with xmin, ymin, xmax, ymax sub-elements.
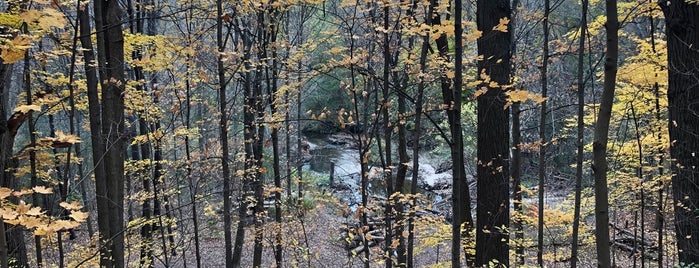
<box><xmin>475</xmin><ymin>0</ymin><xmax>511</xmax><ymax>266</ymax></box>
<box><xmin>216</xmin><ymin>0</ymin><xmax>234</xmax><ymax>266</ymax></box>
<box><xmin>570</xmin><ymin>0</ymin><xmax>587</xmax><ymax>266</ymax></box>
<box><xmin>591</xmin><ymin>0</ymin><xmax>617</xmax><ymax>266</ymax></box>
<box><xmin>661</xmin><ymin>0</ymin><xmax>699</xmax><ymax>264</ymax></box>
<box><xmin>407</xmin><ymin>4</ymin><xmax>431</xmax><ymax>265</ymax></box>
<box><xmin>91</xmin><ymin>0</ymin><xmax>127</xmax><ymax>264</ymax></box>
<box><xmin>537</xmin><ymin>0</ymin><xmax>550</xmax><ymax>265</ymax></box>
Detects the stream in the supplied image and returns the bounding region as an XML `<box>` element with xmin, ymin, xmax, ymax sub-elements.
<box><xmin>303</xmin><ymin>135</ymin><xmax>455</xmax><ymax>212</ymax></box>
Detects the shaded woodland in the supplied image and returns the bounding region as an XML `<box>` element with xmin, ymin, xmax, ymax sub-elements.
<box><xmin>0</xmin><ymin>0</ymin><xmax>698</xmax><ymax>267</ymax></box>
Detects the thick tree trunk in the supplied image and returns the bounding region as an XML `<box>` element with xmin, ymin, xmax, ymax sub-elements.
<box><xmin>661</xmin><ymin>0</ymin><xmax>699</xmax><ymax>264</ymax></box>
<box><xmin>90</xmin><ymin>0</ymin><xmax>128</xmax><ymax>265</ymax></box>
<box><xmin>475</xmin><ymin>0</ymin><xmax>511</xmax><ymax>266</ymax></box>
<box><xmin>591</xmin><ymin>0</ymin><xmax>617</xmax><ymax>266</ymax></box>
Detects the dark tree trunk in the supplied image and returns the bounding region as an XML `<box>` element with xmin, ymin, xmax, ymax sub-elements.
<box><xmin>510</xmin><ymin>0</ymin><xmax>523</xmax><ymax>264</ymax></box>
<box><xmin>537</xmin><ymin>0</ymin><xmax>550</xmax><ymax>265</ymax></box>
<box><xmin>407</xmin><ymin>3</ymin><xmax>431</xmax><ymax>265</ymax></box>
<box><xmin>381</xmin><ymin>5</ymin><xmax>394</xmax><ymax>268</ymax></box>
<box><xmin>431</xmin><ymin>0</ymin><xmax>474</xmax><ymax>265</ymax></box>
<box><xmin>571</xmin><ymin>0</ymin><xmax>587</xmax><ymax>266</ymax></box>
<box><xmin>75</xmin><ymin>0</ymin><xmax>98</xmax><ymax>241</ymax></box>
<box><xmin>475</xmin><ymin>0</ymin><xmax>511</xmax><ymax>266</ymax></box>
<box><xmin>233</xmin><ymin>31</ymin><xmax>254</xmax><ymax>267</ymax></box>
<box><xmin>252</xmin><ymin>13</ymin><xmax>267</xmax><ymax>266</ymax></box>
<box><xmin>0</xmin><ymin>41</ymin><xmax>28</xmax><ymax>268</ymax></box>
<box><xmin>216</xmin><ymin>0</ymin><xmax>233</xmax><ymax>266</ymax></box>
<box><xmin>661</xmin><ymin>0</ymin><xmax>699</xmax><ymax>264</ymax></box>
<box><xmin>0</xmin><ymin>59</ymin><xmax>10</xmax><ymax>268</ymax></box>
<box><xmin>92</xmin><ymin>0</ymin><xmax>127</xmax><ymax>264</ymax></box>
<box><xmin>649</xmin><ymin>9</ymin><xmax>664</xmax><ymax>266</ymax></box>
<box><xmin>591</xmin><ymin>0</ymin><xmax>617</xmax><ymax>267</ymax></box>
<box><xmin>591</xmin><ymin>0</ymin><xmax>618</xmax><ymax>266</ymax></box>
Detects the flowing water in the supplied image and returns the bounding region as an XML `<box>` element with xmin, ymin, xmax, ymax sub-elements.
<box><xmin>304</xmin><ymin>135</ymin><xmax>452</xmax><ymax>211</ymax></box>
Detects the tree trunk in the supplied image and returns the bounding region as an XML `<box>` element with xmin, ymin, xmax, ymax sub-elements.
<box><xmin>510</xmin><ymin>0</ymin><xmax>523</xmax><ymax>264</ymax></box>
<box><xmin>233</xmin><ymin>31</ymin><xmax>254</xmax><ymax>267</ymax></box>
<box><xmin>475</xmin><ymin>0</ymin><xmax>511</xmax><ymax>266</ymax></box>
<box><xmin>252</xmin><ymin>14</ymin><xmax>267</xmax><ymax>266</ymax></box>
<box><xmin>591</xmin><ymin>0</ymin><xmax>617</xmax><ymax>266</ymax></box>
<box><xmin>76</xmin><ymin>0</ymin><xmax>97</xmax><ymax>240</ymax></box>
<box><xmin>537</xmin><ymin>0</ymin><xmax>550</xmax><ymax>265</ymax></box>
<box><xmin>649</xmin><ymin>9</ymin><xmax>664</xmax><ymax>266</ymax></box>
<box><xmin>570</xmin><ymin>0</ymin><xmax>587</xmax><ymax>266</ymax></box>
<box><xmin>381</xmin><ymin>5</ymin><xmax>394</xmax><ymax>268</ymax></box>
<box><xmin>0</xmin><ymin>56</ymin><xmax>9</xmax><ymax>268</ymax></box>
<box><xmin>92</xmin><ymin>0</ymin><xmax>127</xmax><ymax>264</ymax></box>
<box><xmin>407</xmin><ymin>4</ymin><xmax>431</xmax><ymax>265</ymax></box>
<box><xmin>216</xmin><ymin>0</ymin><xmax>233</xmax><ymax>265</ymax></box>
<box><xmin>661</xmin><ymin>0</ymin><xmax>699</xmax><ymax>264</ymax></box>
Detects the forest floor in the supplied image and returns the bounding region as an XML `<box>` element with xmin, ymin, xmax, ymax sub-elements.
<box><xmin>178</xmin><ymin>203</ymin><xmax>456</xmax><ymax>268</ymax></box>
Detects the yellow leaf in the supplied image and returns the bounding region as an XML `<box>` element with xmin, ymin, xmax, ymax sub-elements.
<box><xmin>59</xmin><ymin>201</ymin><xmax>83</xmax><ymax>211</ymax></box>
<box><xmin>493</xmin><ymin>17</ymin><xmax>510</xmax><ymax>32</ymax></box>
<box><xmin>0</xmin><ymin>208</ymin><xmax>18</xmax><ymax>220</ymax></box>
<box><xmin>465</xmin><ymin>30</ymin><xmax>482</xmax><ymax>42</ymax></box>
<box><xmin>54</xmin><ymin>219</ymin><xmax>79</xmax><ymax>230</ymax></box>
<box><xmin>0</xmin><ymin>187</ymin><xmax>12</xmax><ymax>199</ymax></box>
<box><xmin>16</xmin><ymin>202</ymin><xmax>30</xmax><ymax>214</ymax></box>
<box><xmin>69</xmin><ymin>211</ymin><xmax>89</xmax><ymax>222</ymax></box>
<box><xmin>32</xmin><ymin>186</ymin><xmax>53</xmax><ymax>194</ymax></box>
<box><xmin>0</xmin><ymin>34</ymin><xmax>31</xmax><ymax>64</ymax></box>
<box><xmin>34</xmin><ymin>227</ymin><xmax>50</xmax><ymax>236</ymax></box>
<box><xmin>24</xmin><ymin>207</ymin><xmax>43</xmax><ymax>216</ymax></box>
<box><xmin>13</xmin><ymin>104</ymin><xmax>42</xmax><ymax>114</ymax></box>
<box><xmin>20</xmin><ymin>10</ymin><xmax>42</xmax><ymax>25</ymax></box>
<box><xmin>19</xmin><ymin>216</ymin><xmax>41</xmax><ymax>228</ymax></box>
<box><xmin>391</xmin><ymin>239</ymin><xmax>400</xmax><ymax>248</ymax></box>
<box><xmin>37</xmin><ymin>8</ymin><xmax>67</xmax><ymax>31</ymax></box>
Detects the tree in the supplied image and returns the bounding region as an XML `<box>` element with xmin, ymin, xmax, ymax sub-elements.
<box><xmin>429</xmin><ymin>0</ymin><xmax>475</xmax><ymax>265</ymax></box>
<box><xmin>88</xmin><ymin>0</ymin><xmax>127</xmax><ymax>265</ymax></box>
<box><xmin>661</xmin><ymin>0</ymin><xmax>699</xmax><ymax>264</ymax></box>
<box><xmin>537</xmin><ymin>0</ymin><xmax>550</xmax><ymax>265</ymax></box>
<box><xmin>591</xmin><ymin>0</ymin><xmax>618</xmax><ymax>266</ymax></box>
<box><xmin>570</xmin><ymin>0</ymin><xmax>588</xmax><ymax>266</ymax></box>
<box><xmin>216</xmin><ymin>0</ymin><xmax>233</xmax><ymax>266</ymax></box>
<box><xmin>475</xmin><ymin>0</ymin><xmax>511</xmax><ymax>266</ymax></box>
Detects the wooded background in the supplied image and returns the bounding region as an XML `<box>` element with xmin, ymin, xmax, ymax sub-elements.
<box><xmin>0</xmin><ymin>0</ymin><xmax>697</xmax><ymax>267</ymax></box>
